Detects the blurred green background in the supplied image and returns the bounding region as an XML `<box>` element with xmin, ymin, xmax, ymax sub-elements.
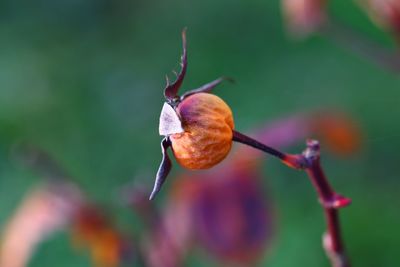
<box><xmin>0</xmin><ymin>0</ymin><xmax>400</xmax><ymax>266</ymax></box>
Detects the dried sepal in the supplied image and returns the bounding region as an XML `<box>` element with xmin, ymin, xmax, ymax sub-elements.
<box><xmin>180</xmin><ymin>77</ymin><xmax>233</xmax><ymax>100</ymax></box>
<box><xmin>163</xmin><ymin>29</ymin><xmax>188</xmax><ymax>101</ymax></box>
<box><xmin>159</xmin><ymin>103</ymin><xmax>184</xmax><ymax>136</ymax></box>
<box><xmin>150</xmin><ymin>137</ymin><xmax>172</xmax><ymax>200</ymax></box>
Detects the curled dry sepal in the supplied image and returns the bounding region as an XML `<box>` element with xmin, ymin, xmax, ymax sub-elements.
<box><xmin>152</xmin><ymin>30</ymin><xmax>352</xmax><ymax>267</ymax></box>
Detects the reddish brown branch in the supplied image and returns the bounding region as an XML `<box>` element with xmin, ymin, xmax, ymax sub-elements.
<box><xmin>232</xmin><ymin>132</ymin><xmax>351</xmax><ymax>267</ymax></box>
<box><xmin>302</xmin><ymin>140</ymin><xmax>351</xmax><ymax>267</ymax></box>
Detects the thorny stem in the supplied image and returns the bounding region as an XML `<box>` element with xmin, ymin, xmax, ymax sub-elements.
<box><xmin>303</xmin><ymin>140</ymin><xmax>351</xmax><ymax>267</ymax></box>
<box><xmin>319</xmin><ymin>20</ymin><xmax>400</xmax><ymax>73</ymax></box>
<box><xmin>232</xmin><ymin>131</ymin><xmax>351</xmax><ymax>267</ymax></box>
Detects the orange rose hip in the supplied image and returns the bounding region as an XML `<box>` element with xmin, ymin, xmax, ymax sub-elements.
<box><xmin>149</xmin><ymin>29</ymin><xmax>236</xmax><ymax>200</ymax></box>
<box><xmin>170</xmin><ymin>93</ymin><xmax>234</xmax><ymax>169</ymax></box>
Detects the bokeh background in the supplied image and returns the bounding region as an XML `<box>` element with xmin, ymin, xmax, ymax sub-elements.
<box><xmin>0</xmin><ymin>0</ymin><xmax>400</xmax><ymax>266</ymax></box>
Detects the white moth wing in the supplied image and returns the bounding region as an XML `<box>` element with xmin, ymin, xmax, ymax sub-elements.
<box><xmin>159</xmin><ymin>103</ymin><xmax>184</xmax><ymax>136</ymax></box>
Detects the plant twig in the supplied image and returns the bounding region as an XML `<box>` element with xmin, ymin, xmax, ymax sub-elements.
<box><xmin>233</xmin><ymin>131</ymin><xmax>351</xmax><ymax>267</ymax></box>
<box><xmin>303</xmin><ymin>140</ymin><xmax>351</xmax><ymax>267</ymax></box>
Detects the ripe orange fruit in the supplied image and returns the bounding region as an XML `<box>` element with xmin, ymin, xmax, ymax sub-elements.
<box><xmin>151</xmin><ymin>29</ymin><xmax>236</xmax><ymax>199</ymax></box>
<box><xmin>169</xmin><ymin>93</ymin><xmax>234</xmax><ymax>169</ymax></box>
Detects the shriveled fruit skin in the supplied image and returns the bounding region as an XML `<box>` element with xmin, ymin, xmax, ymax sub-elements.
<box><xmin>170</xmin><ymin>93</ymin><xmax>234</xmax><ymax>169</ymax></box>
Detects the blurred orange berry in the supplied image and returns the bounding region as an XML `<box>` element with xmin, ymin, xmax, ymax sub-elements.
<box><xmin>311</xmin><ymin>112</ymin><xmax>362</xmax><ymax>155</ymax></box>
<box><xmin>71</xmin><ymin>206</ymin><xmax>108</xmax><ymax>248</ymax></box>
<box><xmin>91</xmin><ymin>229</ymin><xmax>121</xmax><ymax>267</ymax></box>
<box><xmin>71</xmin><ymin>206</ymin><xmax>131</xmax><ymax>267</ymax></box>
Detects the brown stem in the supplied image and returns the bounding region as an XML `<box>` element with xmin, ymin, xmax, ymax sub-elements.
<box><xmin>303</xmin><ymin>140</ymin><xmax>351</xmax><ymax>267</ymax></box>
<box><xmin>232</xmin><ymin>130</ymin><xmax>308</xmax><ymax>169</ymax></box>
<box><xmin>232</xmin><ymin>131</ymin><xmax>351</xmax><ymax>267</ymax></box>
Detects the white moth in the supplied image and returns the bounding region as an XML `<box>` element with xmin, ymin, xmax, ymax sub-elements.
<box><xmin>159</xmin><ymin>102</ymin><xmax>184</xmax><ymax>136</ymax></box>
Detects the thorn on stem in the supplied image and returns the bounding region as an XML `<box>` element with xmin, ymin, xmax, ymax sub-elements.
<box><xmin>320</xmin><ymin>194</ymin><xmax>352</xmax><ymax>209</ymax></box>
<box><xmin>282</xmin><ymin>154</ymin><xmax>309</xmax><ymax>169</ymax></box>
<box><xmin>332</xmin><ymin>195</ymin><xmax>352</xmax><ymax>209</ymax></box>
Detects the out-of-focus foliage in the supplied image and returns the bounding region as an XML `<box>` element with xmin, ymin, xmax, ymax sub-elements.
<box><xmin>0</xmin><ymin>0</ymin><xmax>400</xmax><ymax>267</ymax></box>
